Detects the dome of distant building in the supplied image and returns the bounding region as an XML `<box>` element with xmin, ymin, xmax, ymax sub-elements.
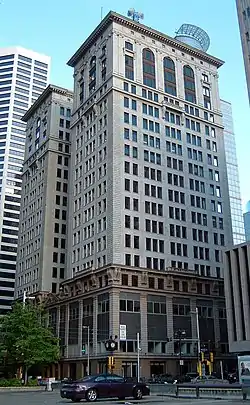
<box><xmin>246</xmin><ymin>200</ymin><xmax>250</xmax><ymax>212</ymax></box>
<box><xmin>175</xmin><ymin>24</ymin><xmax>210</xmax><ymax>52</ymax></box>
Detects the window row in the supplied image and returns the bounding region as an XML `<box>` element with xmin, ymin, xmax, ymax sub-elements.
<box><xmin>189</xmin><ymin>179</ymin><xmax>205</xmax><ymax>193</ymax></box>
<box><xmin>145</xmin><ymin>183</ymin><xmax>162</xmax><ymax>198</ymax></box>
<box><xmin>142</xmin><ymin>102</ymin><xmax>160</xmax><ymax>117</ymax></box>
<box><xmin>188</xmin><ymin>163</ymin><xmax>204</xmax><ymax>177</ymax></box>
<box><xmin>143</xmin><ymin>133</ymin><xmax>160</xmax><ymax>148</ymax></box>
<box><xmin>125</xmin><ymin>234</ymin><xmax>140</xmax><ymax>249</ymax></box>
<box><xmin>190</xmin><ymin>195</ymin><xmax>206</xmax><ymax>210</ymax></box>
<box><xmin>193</xmin><ymin>246</ymin><xmax>210</xmax><ymax>260</ymax></box>
<box><xmin>124</xmin><ymin>178</ymin><xmax>139</xmax><ymax>193</ymax></box>
<box><xmin>192</xmin><ymin>228</ymin><xmax>209</xmax><ymax>243</ymax></box>
<box><xmin>145</xmin><ymin>201</ymin><xmax>163</xmax><ymax>216</ymax></box>
<box><xmin>166</xmin><ymin>157</ymin><xmax>183</xmax><ymax>171</ymax></box>
<box><xmin>169</xmin><ymin>224</ymin><xmax>187</xmax><ymax>239</ymax></box>
<box><xmin>170</xmin><ymin>242</ymin><xmax>188</xmax><ymax>257</ymax></box>
<box><xmin>169</xmin><ymin>206</ymin><xmax>186</xmax><ymax>221</ymax></box>
<box><xmin>124</xmin><ymin>128</ymin><xmax>138</xmax><ymax>142</ymax></box>
<box><xmin>165</xmin><ymin>126</ymin><xmax>182</xmax><ymax>140</ymax></box>
<box><xmin>125</xmin><ymin>49</ymin><xmax>204</xmax><ymax>106</ymax></box>
<box><xmin>187</xmin><ymin>147</ymin><xmax>203</xmax><ymax>162</ymax></box>
<box><xmin>125</xmin><ymin>196</ymin><xmax>139</xmax><ymax>211</ymax></box>
<box><xmin>146</xmin><ymin>237</ymin><xmax>164</xmax><ymax>253</ymax></box>
<box><xmin>145</xmin><ymin>219</ymin><xmax>164</xmax><ymax>234</ymax></box>
<box><xmin>143</xmin><ymin>118</ymin><xmax>160</xmax><ymax>133</ymax></box>
<box><xmin>166</xmin><ymin>141</ymin><xmax>182</xmax><ymax>155</ymax></box>
<box><xmin>167</xmin><ymin>173</ymin><xmax>184</xmax><ymax>188</ymax></box>
<box><xmin>144</xmin><ymin>166</ymin><xmax>162</xmax><ymax>182</ymax></box>
<box><xmin>144</xmin><ymin>150</ymin><xmax>161</xmax><ymax>165</ymax></box>
<box><xmin>124</xmin><ymin>161</ymin><xmax>139</xmax><ymax>175</ymax></box>
<box><xmin>124</xmin><ymin>144</ymin><xmax>138</xmax><ymax>158</ymax></box>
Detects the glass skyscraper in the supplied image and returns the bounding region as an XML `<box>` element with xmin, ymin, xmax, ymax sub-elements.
<box><xmin>220</xmin><ymin>99</ymin><xmax>245</xmax><ymax>244</ymax></box>
<box><xmin>236</xmin><ymin>0</ymin><xmax>250</xmax><ymax>102</ymax></box>
<box><xmin>0</xmin><ymin>47</ymin><xmax>50</xmax><ymax>314</ymax></box>
<box><xmin>244</xmin><ymin>201</ymin><xmax>250</xmax><ymax>241</ymax></box>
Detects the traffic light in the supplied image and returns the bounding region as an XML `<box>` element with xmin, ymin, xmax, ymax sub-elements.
<box><xmin>199</xmin><ymin>352</ymin><xmax>204</xmax><ymax>362</ymax></box>
<box><xmin>105</xmin><ymin>339</ymin><xmax>118</xmax><ymax>351</ymax></box>
<box><xmin>82</xmin><ymin>344</ymin><xmax>86</xmax><ymax>354</ymax></box>
<box><xmin>108</xmin><ymin>356</ymin><xmax>115</xmax><ymax>369</ymax></box>
<box><xmin>210</xmin><ymin>352</ymin><xmax>214</xmax><ymax>363</ymax></box>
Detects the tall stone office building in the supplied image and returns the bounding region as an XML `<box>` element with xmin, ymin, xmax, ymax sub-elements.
<box><xmin>0</xmin><ymin>47</ymin><xmax>50</xmax><ymax>314</ymax></box>
<box><xmin>23</xmin><ymin>13</ymin><xmax>234</xmax><ymax>378</ymax></box>
<box><xmin>14</xmin><ymin>85</ymin><xmax>73</xmax><ymax>300</ymax></box>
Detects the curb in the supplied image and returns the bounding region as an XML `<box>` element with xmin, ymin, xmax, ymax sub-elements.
<box><xmin>0</xmin><ymin>387</ymin><xmax>46</xmax><ymax>392</ymax></box>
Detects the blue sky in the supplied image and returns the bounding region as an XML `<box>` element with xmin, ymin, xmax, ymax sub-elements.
<box><xmin>1</xmin><ymin>0</ymin><xmax>249</xmax><ymax>208</ymax></box>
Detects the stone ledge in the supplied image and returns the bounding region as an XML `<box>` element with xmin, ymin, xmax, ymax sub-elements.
<box><xmin>0</xmin><ymin>387</ymin><xmax>46</xmax><ymax>392</ymax></box>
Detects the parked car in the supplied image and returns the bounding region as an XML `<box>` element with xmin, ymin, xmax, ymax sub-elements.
<box><xmin>184</xmin><ymin>372</ymin><xmax>198</xmax><ymax>382</ymax></box>
<box><xmin>60</xmin><ymin>373</ymin><xmax>150</xmax><ymax>402</ymax></box>
<box><xmin>191</xmin><ymin>375</ymin><xmax>229</xmax><ymax>385</ymax></box>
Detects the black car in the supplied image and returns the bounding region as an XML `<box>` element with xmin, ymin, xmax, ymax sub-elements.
<box><xmin>60</xmin><ymin>373</ymin><xmax>150</xmax><ymax>402</ymax></box>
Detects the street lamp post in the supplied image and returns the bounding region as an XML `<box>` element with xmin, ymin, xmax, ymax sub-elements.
<box><xmin>137</xmin><ymin>332</ymin><xmax>141</xmax><ymax>383</ymax></box>
<box><xmin>190</xmin><ymin>307</ymin><xmax>201</xmax><ymax>374</ymax></box>
<box><xmin>22</xmin><ymin>291</ymin><xmax>35</xmax><ymax>307</ymax></box>
<box><xmin>175</xmin><ymin>330</ymin><xmax>186</xmax><ymax>377</ymax></box>
<box><xmin>83</xmin><ymin>326</ymin><xmax>90</xmax><ymax>376</ymax></box>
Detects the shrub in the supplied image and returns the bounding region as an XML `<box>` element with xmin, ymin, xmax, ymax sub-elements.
<box><xmin>0</xmin><ymin>378</ymin><xmax>22</xmax><ymax>387</ymax></box>
<box><xmin>27</xmin><ymin>379</ymin><xmax>38</xmax><ymax>386</ymax></box>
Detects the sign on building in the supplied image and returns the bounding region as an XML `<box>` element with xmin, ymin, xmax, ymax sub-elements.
<box><xmin>120</xmin><ymin>324</ymin><xmax>127</xmax><ymax>341</ymax></box>
<box><xmin>238</xmin><ymin>355</ymin><xmax>250</xmax><ymax>384</ymax></box>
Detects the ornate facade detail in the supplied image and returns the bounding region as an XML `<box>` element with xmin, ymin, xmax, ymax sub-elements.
<box><xmin>141</xmin><ymin>271</ymin><xmax>148</xmax><ymax>285</ymax></box>
<box><xmin>190</xmin><ymin>279</ymin><xmax>197</xmax><ymax>292</ymax></box>
<box><xmin>166</xmin><ymin>275</ymin><xmax>173</xmax><ymax>289</ymax></box>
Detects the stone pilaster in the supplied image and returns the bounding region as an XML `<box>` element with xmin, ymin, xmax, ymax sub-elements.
<box><xmin>140</xmin><ymin>293</ymin><xmax>148</xmax><ymax>353</ymax></box>
<box><xmin>93</xmin><ymin>296</ymin><xmax>98</xmax><ymax>355</ymax></box>
<box><xmin>166</xmin><ymin>296</ymin><xmax>174</xmax><ymax>354</ymax></box>
<box><xmin>190</xmin><ymin>298</ymin><xmax>197</xmax><ymax>354</ymax></box>
<box><xmin>230</xmin><ymin>250</ymin><xmax>243</xmax><ymax>341</ymax></box>
<box><xmin>78</xmin><ymin>299</ymin><xmax>83</xmax><ymax>356</ymax></box>
<box><xmin>213</xmin><ymin>301</ymin><xmax>220</xmax><ymax>351</ymax></box>
<box><xmin>109</xmin><ymin>288</ymin><xmax>120</xmax><ymax>341</ymax></box>
<box><xmin>239</xmin><ymin>247</ymin><xmax>250</xmax><ymax>340</ymax></box>
<box><xmin>56</xmin><ymin>306</ymin><xmax>60</xmax><ymax>338</ymax></box>
<box><xmin>65</xmin><ymin>304</ymin><xmax>69</xmax><ymax>358</ymax></box>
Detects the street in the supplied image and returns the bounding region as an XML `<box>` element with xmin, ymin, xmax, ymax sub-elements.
<box><xmin>0</xmin><ymin>392</ymin><xmax>248</xmax><ymax>405</ymax></box>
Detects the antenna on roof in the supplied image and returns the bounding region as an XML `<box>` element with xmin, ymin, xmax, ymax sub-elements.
<box><xmin>101</xmin><ymin>6</ymin><xmax>103</xmax><ymax>21</ymax></box>
<box><xmin>127</xmin><ymin>8</ymin><xmax>144</xmax><ymax>23</ymax></box>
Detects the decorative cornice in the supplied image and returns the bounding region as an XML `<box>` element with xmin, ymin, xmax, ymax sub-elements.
<box><xmin>67</xmin><ymin>11</ymin><xmax>224</xmax><ymax>68</ymax></box>
<box><xmin>22</xmin><ymin>84</ymin><xmax>73</xmax><ymax>122</ymax></box>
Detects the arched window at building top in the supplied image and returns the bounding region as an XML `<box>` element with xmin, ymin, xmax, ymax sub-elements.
<box><xmin>142</xmin><ymin>48</ymin><xmax>156</xmax><ymax>89</ymax></box>
<box><xmin>183</xmin><ymin>65</ymin><xmax>196</xmax><ymax>104</ymax></box>
<box><xmin>163</xmin><ymin>57</ymin><xmax>177</xmax><ymax>96</ymax></box>
<box><xmin>89</xmin><ymin>56</ymin><xmax>96</xmax><ymax>94</ymax></box>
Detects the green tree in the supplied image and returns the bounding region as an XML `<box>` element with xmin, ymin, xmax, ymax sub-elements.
<box><xmin>0</xmin><ymin>302</ymin><xmax>60</xmax><ymax>383</ymax></box>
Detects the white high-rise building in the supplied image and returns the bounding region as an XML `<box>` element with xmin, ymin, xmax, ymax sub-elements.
<box><xmin>0</xmin><ymin>47</ymin><xmax>50</xmax><ymax>314</ymax></box>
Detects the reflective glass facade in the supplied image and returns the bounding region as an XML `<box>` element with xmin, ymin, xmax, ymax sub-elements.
<box><xmin>221</xmin><ymin>99</ymin><xmax>245</xmax><ymax>244</ymax></box>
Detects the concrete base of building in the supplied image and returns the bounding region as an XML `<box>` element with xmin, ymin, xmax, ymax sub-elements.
<box><xmin>45</xmin><ymin>356</ymin><xmax>198</xmax><ymax>380</ymax></box>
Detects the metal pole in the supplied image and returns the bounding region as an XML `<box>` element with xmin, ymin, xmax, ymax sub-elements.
<box><xmin>195</xmin><ymin>307</ymin><xmax>201</xmax><ymax>376</ymax></box>
<box><xmin>137</xmin><ymin>332</ymin><xmax>140</xmax><ymax>383</ymax></box>
<box><xmin>220</xmin><ymin>360</ymin><xmax>224</xmax><ymax>380</ymax></box>
<box><xmin>179</xmin><ymin>333</ymin><xmax>182</xmax><ymax>377</ymax></box>
<box><xmin>196</xmin><ymin>307</ymin><xmax>201</xmax><ymax>355</ymax></box>
<box><xmin>87</xmin><ymin>326</ymin><xmax>90</xmax><ymax>376</ymax></box>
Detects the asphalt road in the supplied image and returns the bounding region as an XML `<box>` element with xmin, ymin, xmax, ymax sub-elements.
<box><xmin>0</xmin><ymin>392</ymin><xmax>248</xmax><ymax>405</ymax></box>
